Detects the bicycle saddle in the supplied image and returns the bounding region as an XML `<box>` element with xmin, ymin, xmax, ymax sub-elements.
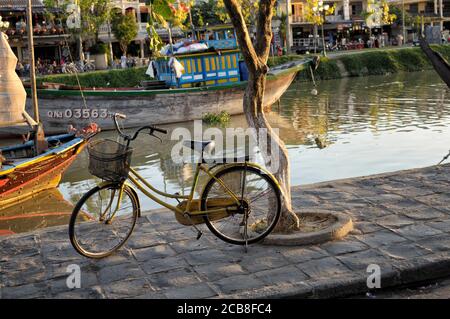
<box><xmin>183</xmin><ymin>140</ymin><xmax>215</xmax><ymax>153</ymax></box>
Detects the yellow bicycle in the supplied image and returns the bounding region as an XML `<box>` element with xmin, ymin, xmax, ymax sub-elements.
<box><xmin>69</xmin><ymin>114</ymin><xmax>282</xmax><ymax>258</ymax></box>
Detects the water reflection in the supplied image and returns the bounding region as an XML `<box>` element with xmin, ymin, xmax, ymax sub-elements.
<box><xmin>277</xmin><ymin>70</ymin><xmax>450</xmax><ymax>185</ymax></box>
<box><xmin>0</xmin><ymin>188</ymin><xmax>73</xmax><ymax>235</ymax></box>
<box><xmin>2</xmin><ymin>70</ymin><xmax>450</xmax><ymax>234</ymax></box>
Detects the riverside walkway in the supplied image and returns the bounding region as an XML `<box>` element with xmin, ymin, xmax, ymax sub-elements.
<box><xmin>2</xmin><ymin>164</ymin><xmax>450</xmax><ymax>299</ymax></box>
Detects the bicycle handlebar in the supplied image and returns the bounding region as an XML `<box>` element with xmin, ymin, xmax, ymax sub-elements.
<box><xmin>112</xmin><ymin>113</ymin><xmax>168</xmax><ymax>142</ymax></box>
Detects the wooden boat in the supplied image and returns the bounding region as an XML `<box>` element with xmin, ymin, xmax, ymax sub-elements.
<box><xmin>0</xmin><ymin>188</ymin><xmax>74</xmax><ymax>236</ymax></box>
<box><xmin>0</xmin><ymin>133</ymin><xmax>87</xmax><ymax>207</ymax></box>
<box><xmin>19</xmin><ymin>59</ymin><xmax>308</xmax><ymax>135</ymax></box>
<box><xmin>0</xmin><ymin>1</ymin><xmax>95</xmax><ymax>211</ymax></box>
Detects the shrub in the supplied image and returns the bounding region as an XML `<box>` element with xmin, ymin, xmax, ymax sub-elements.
<box><xmin>89</xmin><ymin>43</ymin><xmax>108</xmax><ymax>55</ymax></box>
<box><xmin>389</xmin><ymin>48</ymin><xmax>430</xmax><ymax>72</ymax></box>
<box><xmin>37</xmin><ymin>67</ymin><xmax>149</xmax><ymax>88</ymax></box>
<box><xmin>202</xmin><ymin>111</ymin><xmax>231</xmax><ymax>126</ymax></box>
<box><xmin>340</xmin><ymin>51</ymin><xmax>398</xmax><ymax>76</ymax></box>
<box><xmin>430</xmin><ymin>44</ymin><xmax>450</xmax><ymax>62</ymax></box>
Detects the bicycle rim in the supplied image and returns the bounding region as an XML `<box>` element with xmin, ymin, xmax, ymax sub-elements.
<box><xmin>201</xmin><ymin>166</ymin><xmax>281</xmax><ymax>245</ymax></box>
<box><xmin>69</xmin><ymin>184</ymin><xmax>138</xmax><ymax>258</ymax></box>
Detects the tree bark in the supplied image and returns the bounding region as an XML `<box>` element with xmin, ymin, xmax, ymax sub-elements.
<box><xmin>223</xmin><ymin>0</ymin><xmax>300</xmax><ymax>232</ymax></box>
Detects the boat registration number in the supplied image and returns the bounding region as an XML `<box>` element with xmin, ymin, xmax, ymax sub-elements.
<box><xmin>47</xmin><ymin>108</ymin><xmax>109</xmax><ymax>120</ymax></box>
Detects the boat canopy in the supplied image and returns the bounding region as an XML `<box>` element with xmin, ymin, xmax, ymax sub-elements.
<box><xmin>155</xmin><ymin>49</ymin><xmax>243</xmax><ymax>88</ymax></box>
<box><xmin>0</xmin><ymin>32</ymin><xmax>35</xmax><ymax>127</ymax></box>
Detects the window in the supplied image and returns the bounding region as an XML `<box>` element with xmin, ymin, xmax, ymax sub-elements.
<box><xmin>351</xmin><ymin>2</ymin><xmax>363</xmax><ymax>16</ymax></box>
<box><xmin>408</xmin><ymin>3</ymin><xmax>419</xmax><ymax>14</ymax></box>
<box><xmin>425</xmin><ymin>1</ymin><xmax>434</xmax><ymax>14</ymax></box>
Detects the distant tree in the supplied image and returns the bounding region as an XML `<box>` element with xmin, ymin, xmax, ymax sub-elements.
<box><xmin>303</xmin><ymin>0</ymin><xmax>335</xmax><ymax>26</ymax></box>
<box><xmin>190</xmin><ymin>0</ymin><xmax>258</xmax><ymax>26</ymax></box>
<box><xmin>191</xmin><ymin>0</ymin><xmax>223</xmax><ymax>26</ymax></box>
<box><xmin>43</xmin><ymin>0</ymin><xmax>113</xmax><ymax>59</ymax></box>
<box><xmin>111</xmin><ymin>12</ymin><xmax>138</xmax><ymax>55</ymax></box>
<box><xmin>362</xmin><ymin>0</ymin><xmax>396</xmax><ymax>28</ymax></box>
<box><xmin>146</xmin><ymin>0</ymin><xmax>189</xmax><ymax>55</ymax></box>
<box><xmin>277</xmin><ymin>12</ymin><xmax>287</xmax><ymax>47</ymax></box>
<box><xmin>43</xmin><ymin>0</ymin><xmax>112</xmax><ymax>40</ymax></box>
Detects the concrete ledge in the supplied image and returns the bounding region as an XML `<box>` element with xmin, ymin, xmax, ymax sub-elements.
<box><xmin>263</xmin><ymin>210</ymin><xmax>353</xmax><ymax>246</ymax></box>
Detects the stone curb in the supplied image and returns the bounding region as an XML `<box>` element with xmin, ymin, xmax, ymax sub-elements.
<box><xmin>221</xmin><ymin>253</ymin><xmax>450</xmax><ymax>299</ymax></box>
<box><xmin>263</xmin><ymin>210</ymin><xmax>353</xmax><ymax>246</ymax></box>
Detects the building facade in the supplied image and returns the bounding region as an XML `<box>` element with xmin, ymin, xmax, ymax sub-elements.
<box><xmin>0</xmin><ymin>0</ymin><xmax>70</xmax><ymax>65</ymax></box>
<box><xmin>0</xmin><ymin>0</ymin><xmax>159</xmax><ymax>65</ymax></box>
<box><xmin>278</xmin><ymin>0</ymin><xmax>450</xmax><ymax>50</ymax></box>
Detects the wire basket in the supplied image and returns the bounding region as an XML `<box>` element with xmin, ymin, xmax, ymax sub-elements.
<box><xmin>87</xmin><ymin>139</ymin><xmax>133</xmax><ymax>182</ymax></box>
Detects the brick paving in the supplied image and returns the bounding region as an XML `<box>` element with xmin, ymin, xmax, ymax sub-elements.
<box><xmin>2</xmin><ymin>164</ymin><xmax>450</xmax><ymax>299</ymax></box>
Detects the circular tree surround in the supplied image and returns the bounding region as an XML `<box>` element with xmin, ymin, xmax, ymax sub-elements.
<box><xmin>263</xmin><ymin>210</ymin><xmax>353</xmax><ymax>246</ymax></box>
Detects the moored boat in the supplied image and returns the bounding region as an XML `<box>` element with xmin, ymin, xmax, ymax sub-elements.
<box><xmin>11</xmin><ymin>23</ymin><xmax>311</xmax><ymax>135</ymax></box>
<box><xmin>21</xmin><ymin>59</ymin><xmax>308</xmax><ymax>134</ymax></box>
<box><xmin>0</xmin><ymin>1</ymin><xmax>96</xmax><ymax>213</ymax></box>
<box><xmin>0</xmin><ymin>133</ymin><xmax>87</xmax><ymax>207</ymax></box>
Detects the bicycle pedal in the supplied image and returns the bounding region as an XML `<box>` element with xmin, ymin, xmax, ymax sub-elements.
<box><xmin>196</xmin><ymin>231</ymin><xmax>203</xmax><ymax>240</ymax></box>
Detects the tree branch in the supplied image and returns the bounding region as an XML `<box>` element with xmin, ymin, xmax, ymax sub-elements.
<box><xmin>222</xmin><ymin>0</ymin><xmax>259</xmax><ymax>73</ymax></box>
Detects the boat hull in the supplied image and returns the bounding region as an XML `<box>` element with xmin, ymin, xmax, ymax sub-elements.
<box><xmin>16</xmin><ymin>63</ymin><xmax>302</xmax><ymax>135</ymax></box>
<box><xmin>0</xmin><ymin>135</ymin><xmax>87</xmax><ymax>207</ymax></box>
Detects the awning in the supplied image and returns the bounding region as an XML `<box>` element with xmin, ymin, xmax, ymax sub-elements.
<box><xmin>0</xmin><ymin>0</ymin><xmax>45</xmax><ymax>11</ymax></box>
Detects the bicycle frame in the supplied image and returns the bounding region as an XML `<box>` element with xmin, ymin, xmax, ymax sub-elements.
<box><xmin>101</xmin><ymin>161</ymin><xmax>280</xmax><ymax>220</ymax></box>
<box><xmin>105</xmin><ymin>114</ymin><xmax>282</xmax><ymax>220</ymax></box>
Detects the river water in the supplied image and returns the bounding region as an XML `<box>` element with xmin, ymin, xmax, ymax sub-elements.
<box><xmin>1</xmin><ymin>70</ymin><xmax>449</xmax><ymax>234</ymax></box>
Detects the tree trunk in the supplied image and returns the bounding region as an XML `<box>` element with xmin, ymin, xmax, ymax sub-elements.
<box><xmin>224</xmin><ymin>0</ymin><xmax>300</xmax><ymax>232</ymax></box>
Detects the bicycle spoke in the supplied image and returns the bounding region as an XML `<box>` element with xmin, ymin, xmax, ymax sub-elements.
<box><xmin>71</xmin><ymin>186</ymin><xmax>137</xmax><ymax>257</ymax></box>
<box><xmin>203</xmin><ymin>166</ymin><xmax>281</xmax><ymax>245</ymax></box>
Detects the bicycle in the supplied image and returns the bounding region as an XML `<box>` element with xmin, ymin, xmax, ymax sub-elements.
<box><xmin>69</xmin><ymin>113</ymin><xmax>282</xmax><ymax>258</ymax></box>
<box><xmin>62</xmin><ymin>60</ymin><xmax>96</xmax><ymax>74</ymax></box>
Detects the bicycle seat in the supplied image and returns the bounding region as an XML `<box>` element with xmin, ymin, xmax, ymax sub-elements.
<box><xmin>183</xmin><ymin>140</ymin><xmax>215</xmax><ymax>153</ymax></box>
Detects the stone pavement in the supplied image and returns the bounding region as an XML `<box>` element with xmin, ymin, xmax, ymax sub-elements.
<box><xmin>3</xmin><ymin>164</ymin><xmax>450</xmax><ymax>299</ymax></box>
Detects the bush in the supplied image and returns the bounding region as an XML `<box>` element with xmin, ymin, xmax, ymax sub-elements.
<box><xmin>430</xmin><ymin>44</ymin><xmax>450</xmax><ymax>61</ymax></box>
<box><xmin>389</xmin><ymin>48</ymin><xmax>430</xmax><ymax>72</ymax></box>
<box><xmin>37</xmin><ymin>67</ymin><xmax>150</xmax><ymax>88</ymax></box>
<box><xmin>89</xmin><ymin>43</ymin><xmax>108</xmax><ymax>55</ymax></box>
<box><xmin>202</xmin><ymin>111</ymin><xmax>231</xmax><ymax>126</ymax></box>
<box><xmin>340</xmin><ymin>51</ymin><xmax>398</xmax><ymax>76</ymax></box>
<box><xmin>296</xmin><ymin>57</ymin><xmax>341</xmax><ymax>81</ymax></box>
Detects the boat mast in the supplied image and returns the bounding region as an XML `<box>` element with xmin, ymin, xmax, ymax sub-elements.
<box><xmin>26</xmin><ymin>0</ymin><xmax>46</xmax><ymax>155</ymax></box>
<box><xmin>26</xmin><ymin>0</ymin><xmax>38</xmax><ymax>124</ymax></box>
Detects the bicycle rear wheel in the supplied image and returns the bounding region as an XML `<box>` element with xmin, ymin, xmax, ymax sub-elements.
<box><xmin>69</xmin><ymin>183</ymin><xmax>139</xmax><ymax>258</ymax></box>
<box><xmin>201</xmin><ymin>165</ymin><xmax>281</xmax><ymax>245</ymax></box>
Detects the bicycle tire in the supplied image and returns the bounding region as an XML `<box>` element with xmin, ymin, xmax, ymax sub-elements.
<box><xmin>69</xmin><ymin>183</ymin><xmax>139</xmax><ymax>258</ymax></box>
<box><xmin>201</xmin><ymin>165</ymin><xmax>281</xmax><ymax>245</ymax></box>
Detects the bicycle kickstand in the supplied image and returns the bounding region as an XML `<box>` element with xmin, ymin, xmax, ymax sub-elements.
<box><xmin>183</xmin><ymin>213</ymin><xmax>203</xmax><ymax>240</ymax></box>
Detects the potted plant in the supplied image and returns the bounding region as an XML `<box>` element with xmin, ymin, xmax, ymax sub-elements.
<box><xmin>89</xmin><ymin>43</ymin><xmax>108</xmax><ymax>70</ymax></box>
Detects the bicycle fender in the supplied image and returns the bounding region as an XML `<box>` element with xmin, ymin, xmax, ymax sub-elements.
<box><xmin>203</xmin><ymin>162</ymin><xmax>282</xmax><ymax>193</ymax></box>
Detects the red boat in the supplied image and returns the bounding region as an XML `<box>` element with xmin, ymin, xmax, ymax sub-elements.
<box><xmin>0</xmin><ymin>133</ymin><xmax>88</xmax><ymax>207</ymax></box>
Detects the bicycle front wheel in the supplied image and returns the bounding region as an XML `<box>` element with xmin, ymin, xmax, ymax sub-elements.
<box><xmin>69</xmin><ymin>183</ymin><xmax>139</xmax><ymax>258</ymax></box>
<box><xmin>201</xmin><ymin>165</ymin><xmax>281</xmax><ymax>245</ymax></box>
